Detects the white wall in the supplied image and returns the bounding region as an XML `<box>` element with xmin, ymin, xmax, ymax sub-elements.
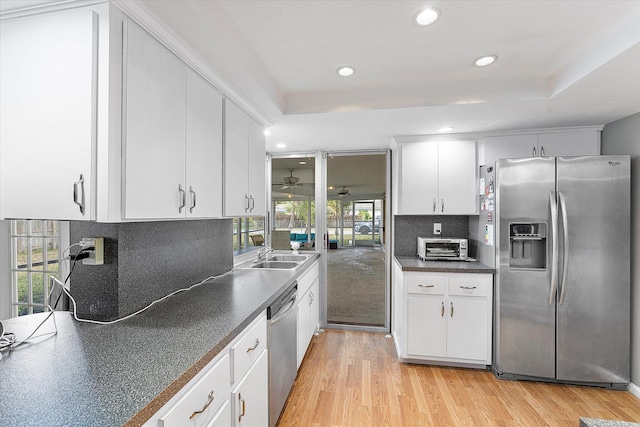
<box><xmin>601</xmin><ymin>112</ymin><xmax>640</xmax><ymax>388</ymax></box>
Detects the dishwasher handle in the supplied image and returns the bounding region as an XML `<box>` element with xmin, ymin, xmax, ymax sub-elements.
<box><xmin>270</xmin><ymin>295</ymin><xmax>297</xmax><ymax>325</ymax></box>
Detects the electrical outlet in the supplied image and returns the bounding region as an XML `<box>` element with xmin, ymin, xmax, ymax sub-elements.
<box><xmin>81</xmin><ymin>237</ymin><xmax>104</xmax><ymax>265</ymax></box>
<box><xmin>434</xmin><ymin>223</ymin><xmax>442</xmax><ymax>235</ymax></box>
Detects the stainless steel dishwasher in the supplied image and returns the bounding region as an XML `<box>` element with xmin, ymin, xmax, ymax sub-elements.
<box><xmin>268</xmin><ymin>283</ymin><xmax>298</xmax><ymax>427</ymax></box>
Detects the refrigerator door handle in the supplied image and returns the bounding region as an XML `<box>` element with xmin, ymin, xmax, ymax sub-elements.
<box><xmin>558</xmin><ymin>192</ymin><xmax>570</xmax><ymax>305</ymax></box>
<box><xmin>549</xmin><ymin>192</ymin><xmax>559</xmax><ymax>304</ymax></box>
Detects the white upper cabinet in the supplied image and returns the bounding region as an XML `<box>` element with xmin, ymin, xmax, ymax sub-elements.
<box><xmin>397</xmin><ymin>140</ymin><xmax>477</xmax><ymax>215</ymax></box>
<box><xmin>0</xmin><ymin>3</ymin><xmax>230</xmax><ymax>221</ymax></box>
<box><xmin>482</xmin><ymin>128</ymin><xmax>601</xmax><ymax>166</ymax></box>
<box><xmin>223</xmin><ymin>100</ymin><xmax>265</xmax><ymax>217</ymax></box>
<box><xmin>123</xmin><ymin>22</ymin><xmax>187</xmax><ymax>220</ymax></box>
<box><xmin>0</xmin><ymin>6</ymin><xmax>100</xmax><ymax>220</ymax></box>
<box><xmin>123</xmin><ymin>24</ymin><xmax>224</xmax><ymax>220</ymax></box>
<box><xmin>185</xmin><ymin>70</ymin><xmax>224</xmax><ymax>219</ymax></box>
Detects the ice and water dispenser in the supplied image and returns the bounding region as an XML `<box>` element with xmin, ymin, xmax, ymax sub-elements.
<box><xmin>509</xmin><ymin>223</ymin><xmax>546</xmax><ymax>269</ymax></box>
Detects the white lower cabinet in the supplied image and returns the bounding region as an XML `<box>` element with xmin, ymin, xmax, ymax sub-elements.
<box><xmin>296</xmin><ymin>261</ymin><xmax>320</xmax><ymax>368</ymax></box>
<box><xmin>154</xmin><ymin>353</ymin><xmax>230</xmax><ymax>427</ymax></box>
<box><xmin>396</xmin><ymin>263</ymin><xmax>493</xmax><ymax>367</ymax></box>
<box><xmin>144</xmin><ymin>313</ymin><xmax>268</xmax><ymax>427</ymax></box>
<box><xmin>231</xmin><ymin>349</ymin><xmax>269</xmax><ymax>427</ymax></box>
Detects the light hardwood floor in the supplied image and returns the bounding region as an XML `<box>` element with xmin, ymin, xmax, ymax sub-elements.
<box><xmin>278</xmin><ymin>330</ymin><xmax>640</xmax><ymax>427</ymax></box>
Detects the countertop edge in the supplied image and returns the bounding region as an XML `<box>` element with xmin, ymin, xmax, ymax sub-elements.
<box><xmin>394</xmin><ymin>256</ymin><xmax>495</xmax><ymax>274</ymax></box>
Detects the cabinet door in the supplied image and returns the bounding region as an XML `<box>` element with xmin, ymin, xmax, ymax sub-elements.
<box><xmin>186</xmin><ymin>70</ymin><xmax>223</xmax><ymax>218</ymax></box>
<box><xmin>233</xmin><ymin>350</ymin><xmax>268</xmax><ymax>427</ymax></box>
<box><xmin>538</xmin><ymin>130</ymin><xmax>600</xmax><ymax>157</ymax></box>
<box><xmin>247</xmin><ymin>118</ymin><xmax>266</xmax><ymax>216</ymax></box>
<box><xmin>398</xmin><ymin>142</ymin><xmax>438</xmax><ymax>214</ymax></box>
<box><xmin>223</xmin><ymin>100</ymin><xmax>250</xmax><ymax>217</ymax></box>
<box><xmin>309</xmin><ymin>278</ymin><xmax>320</xmax><ymax>339</ymax></box>
<box><xmin>438</xmin><ymin>141</ymin><xmax>477</xmax><ymax>214</ymax></box>
<box><xmin>206</xmin><ymin>401</ymin><xmax>230</xmax><ymax>427</ymax></box>
<box><xmin>446</xmin><ymin>298</ymin><xmax>489</xmax><ymax>362</ymax></box>
<box><xmin>0</xmin><ymin>7</ymin><xmax>97</xmax><ymax>220</ymax></box>
<box><xmin>297</xmin><ymin>290</ymin><xmax>312</xmax><ymax>369</ymax></box>
<box><xmin>123</xmin><ymin>22</ymin><xmax>186</xmax><ymax>219</ymax></box>
<box><xmin>482</xmin><ymin>134</ymin><xmax>538</xmax><ymax>166</ymax></box>
<box><xmin>407</xmin><ymin>296</ymin><xmax>446</xmax><ymax>357</ymax></box>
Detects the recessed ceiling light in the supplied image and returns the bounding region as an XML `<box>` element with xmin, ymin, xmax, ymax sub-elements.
<box><xmin>299</xmin><ymin>161</ymin><xmax>306</xmax><ymax>165</ymax></box>
<box><xmin>337</xmin><ymin>66</ymin><xmax>355</xmax><ymax>77</ymax></box>
<box><xmin>276</xmin><ymin>143</ymin><xmax>287</xmax><ymax>149</ymax></box>
<box><xmin>414</xmin><ymin>7</ymin><xmax>440</xmax><ymax>26</ymax></box>
<box><xmin>438</xmin><ymin>126</ymin><xmax>454</xmax><ymax>133</ymax></box>
<box><xmin>263</xmin><ymin>129</ymin><xmax>271</xmax><ymax>136</ymax></box>
<box><xmin>328</xmin><ymin>186</ymin><xmax>334</xmax><ymax>190</ymax></box>
<box><xmin>474</xmin><ymin>55</ymin><xmax>498</xmax><ymax>67</ymax></box>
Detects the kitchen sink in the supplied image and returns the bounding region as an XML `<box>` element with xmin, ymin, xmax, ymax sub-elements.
<box><xmin>251</xmin><ymin>261</ymin><xmax>300</xmax><ymax>269</ymax></box>
<box><xmin>266</xmin><ymin>254</ymin><xmax>309</xmax><ymax>262</ymax></box>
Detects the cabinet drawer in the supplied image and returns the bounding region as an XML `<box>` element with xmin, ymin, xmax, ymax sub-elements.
<box><xmin>406</xmin><ymin>275</ymin><xmax>446</xmax><ymax>295</ymax></box>
<box><xmin>159</xmin><ymin>353</ymin><xmax>230</xmax><ymax>427</ymax></box>
<box><xmin>297</xmin><ymin>261</ymin><xmax>319</xmax><ymax>296</ymax></box>
<box><xmin>448</xmin><ymin>275</ymin><xmax>491</xmax><ymax>297</ymax></box>
<box><xmin>231</xmin><ymin>315</ymin><xmax>267</xmax><ymax>383</ymax></box>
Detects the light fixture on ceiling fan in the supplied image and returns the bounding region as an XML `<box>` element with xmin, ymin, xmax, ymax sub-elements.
<box><xmin>279</xmin><ymin>169</ymin><xmax>303</xmax><ymax>189</ymax></box>
<box><xmin>337</xmin><ymin>186</ymin><xmax>349</xmax><ymax>196</ymax></box>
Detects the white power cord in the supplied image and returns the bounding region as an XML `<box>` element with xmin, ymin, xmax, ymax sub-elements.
<box><xmin>49</xmin><ymin>270</ymin><xmax>232</xmax><ymax>325</ymax></box>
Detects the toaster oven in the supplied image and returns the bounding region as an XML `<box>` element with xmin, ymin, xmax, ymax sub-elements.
<box><xmin>417</xmin><ymin>237</ymin><xmax>468</xmax><ymax>261</ymax></box>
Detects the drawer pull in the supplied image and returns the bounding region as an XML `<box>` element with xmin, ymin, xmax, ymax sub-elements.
<box><xmin>246</xmin><ymin>338</ymin><xmax>260</xmax><ymax>353</ymax></box>
<box><xmin>418</xmin><ymin>284</ymin><xmax>435</xmax><ymax>288</ymax></box>
<box><xmin>450</xmin><ymin>301</ymin><xmax>454</xmax><ymax>317</ymax></box>
<box><xmin>441</xmin><ymin>301</ymin><xmax>444</xmax><ymax>317</ymax></box>
<box><xmin>189</xmin><ymin>390</ymin><xmax>214</xmax><ymax>419</ymax></box>
<box><xmin>238</xmin><ymin>393</ymin><xmax>246</xmax><ymax>422</ymax></box>
<box><xmin>460</xmin><ymin>286</ymin><xmax>477</xmax><ymax>290</ymax></box>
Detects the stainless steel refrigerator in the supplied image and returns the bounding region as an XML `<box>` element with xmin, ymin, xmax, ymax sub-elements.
<box><xmin>492</xmin><ymin>155</ymin><xmax>630</xmax><ymax>388</ymax></box>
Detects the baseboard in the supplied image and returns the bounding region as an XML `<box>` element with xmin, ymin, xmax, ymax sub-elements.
<box><xmin>629</xmin><ymin>382</ymin><xmax>640</xmax><ymax>400</ymax></box>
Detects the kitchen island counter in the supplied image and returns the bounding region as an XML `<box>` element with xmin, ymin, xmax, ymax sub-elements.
<box><xmin>394</xmin><ymin>256</ymin><xmax>495</xmax><ymax>274</ymax></box>
<box><xmin>0</xmin><ymin>253</ymin><xmax>319</xmax><ymax>427</ymax></box>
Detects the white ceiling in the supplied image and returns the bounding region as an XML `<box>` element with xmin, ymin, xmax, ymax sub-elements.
<box><xmin>3</xmin><ymin>0</ymin><xmax>639</xmax><ymax>153</ymax></box>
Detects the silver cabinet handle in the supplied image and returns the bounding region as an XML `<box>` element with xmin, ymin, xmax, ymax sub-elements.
<box><xmin>73</xmin><ymin>174</ymin><xmax>85</xmax><ymax>215</ymax></box>
<box><xmin>309</xmin><ymin>291</ymin><xmax>314</xmax><ymax>305</ymax></box>
<box><xmin>418</xmin><ymin>284</ymin><xmax>434</xmax><ymax>288</ymax></box>
<box><xmin>189</xmin><ymin>186</ymin><xmax>196</xmax><ymax>213</ymax></box>
<box><xmin>441</xmin><ymin>199</ymin><xmax>444</xmax><ymax>213</ymax></box>
<box><xmin>549</xmin><ymin>192</ymin><xmax>559</xmax><ymax>304</ymax></box>
<box><xmin>249</xmin><ymin>195</ymin><xmax>255</xmax><ymax>211</ymax></box>
<box><xmin>460</xmin><ymin>286</ymin><xmax>477</xmax><ymax>290</ymax></box>
<box><xmin>238</xmin><ymin>393</ymin><xmax>246</xmax><ymax>422</ymax></box>
<box><xmin>178</xmin><ymin>185</ymin><xmax>186</xmax><ymax>213</ymax></box>
<box><xmin>246</xmin><ymin>338</ymin><xmax>260</xmax><ymax>353</ymax></box>
<box><xmin>245</xmin><ymin>194</ymin><xmax>250</xmax><ymax>212</ymax></box>
<box><xmin>189</xmin><ymin>390</ymin><xmax>214</xmax><ymax>419</ymax></box>
<box><xmin>540</xmin><ymin>146</ymin><xmax>545</xmax><ymax>156</ymax></box>
<box><xmin>441</xmin><ymin>301</ymin><xmax>444</xmax><ymax>317</ymax></box>
<box><xmin>433</xmin><ymin>198</ymin><xmax>436</xmax><ymax>213</ymax></box>
<box><xmin>533</xmin><ymin>146</ymin><xmax>537</xmax><ymax>157</ymax></box>
<box><xmin>558</xmin><ymin>191</ymin><xmax>570</xmax><ymax>305</ymax></box>
<box><xmin>450</xmin><ymin>301</ymin><xmax>454</xmax><ymax>317</ymax></box>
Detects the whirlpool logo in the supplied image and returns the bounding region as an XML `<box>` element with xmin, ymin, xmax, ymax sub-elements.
<box><xmin>608</xmin><ymin>161</ymin><xmax>621</xmax><ymax>167</ymax></box>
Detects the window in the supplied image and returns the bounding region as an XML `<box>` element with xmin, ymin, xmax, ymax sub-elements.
<box><xmin>10</xmin><ymin>220</ymin><xmax>63</xmax><ymax>316</ymax></box>
<box><xmin>233</xmin><ymin>216</ymin><xmax>265</xmax><ymax>256</ymax></box>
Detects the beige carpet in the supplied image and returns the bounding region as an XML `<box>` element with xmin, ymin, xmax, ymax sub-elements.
<box><xmin>326</xmin><ymin>246</ymin><xmax>386</xmax><ymax>326</ymax></box>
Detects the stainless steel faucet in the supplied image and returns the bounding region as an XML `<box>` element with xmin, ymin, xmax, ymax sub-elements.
<box><xmin>257</xmin><ymin>247</ymin><xmax>273</xmax><ymax>261</ymax></box>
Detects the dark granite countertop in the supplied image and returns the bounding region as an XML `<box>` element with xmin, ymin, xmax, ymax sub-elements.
<box><xmin>0</xmin><ymin>253</ymin><xmax>319</xmax><ymax>427</ymax></box>
<box><xmin>394</xmin><ymin>255</ymin><xmax>495</xmax><ymax>274</ymax></box>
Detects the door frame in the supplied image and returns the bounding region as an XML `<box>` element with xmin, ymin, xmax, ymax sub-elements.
<box><xmin>320</xmin><ymin>150</ymin><xmax>391</xmax><ymax>333</ymax></box>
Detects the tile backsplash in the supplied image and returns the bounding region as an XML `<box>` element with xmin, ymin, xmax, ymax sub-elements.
<box><xmin>393</xmin><ymin>215</ymin><xmax>470</xmax><ymax>257</ymax></box>
<box><xmin>69</xmin><ymin>219</ymin><xmax>232</xmax><ymax>321</ymax></box>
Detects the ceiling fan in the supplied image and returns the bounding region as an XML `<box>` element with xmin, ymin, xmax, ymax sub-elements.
<box><xmin>278</xmin><ymin>169</ymin><xmax>304</xmax><ymax>190</ymax></box>
<box><xmin>336</xmin><ymin>186</ymin><xmax>350</xmax><ymax>197</ymax></box>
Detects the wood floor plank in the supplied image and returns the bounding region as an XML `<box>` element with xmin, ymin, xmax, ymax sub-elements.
<box><xmin>277</xmin><ymin>330</ymin><xmax>640</xmax><ymax>426</ymax></box>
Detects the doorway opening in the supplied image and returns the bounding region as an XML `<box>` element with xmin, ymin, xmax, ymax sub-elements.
<box><xmin>325</xmin><ymin>153</ymin><xmax>387</xmax><ymax>329</ymax></box>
